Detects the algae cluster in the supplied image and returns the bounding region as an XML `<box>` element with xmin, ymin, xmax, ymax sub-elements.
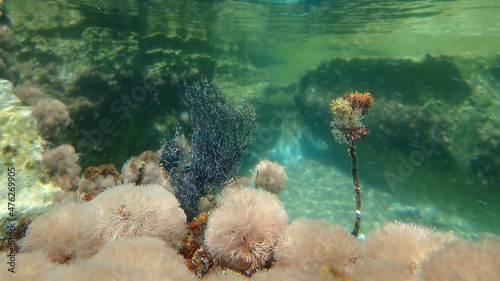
<box><xmin>1</xmin><ymin>0</ymin><xmax>499</xmax><ymax>248</ymax></box>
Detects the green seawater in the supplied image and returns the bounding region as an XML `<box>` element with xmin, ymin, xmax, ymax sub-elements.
<box><xmin>3</xmin><ymin>0</ymin><xmax>500</xmax><ymax>239</ymax></box>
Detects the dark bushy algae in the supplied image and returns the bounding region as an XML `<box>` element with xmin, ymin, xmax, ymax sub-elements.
<box><xmin>160</xmin><ymin>79</ymin><xmax>256</xmax><ymax>221</ymax></box>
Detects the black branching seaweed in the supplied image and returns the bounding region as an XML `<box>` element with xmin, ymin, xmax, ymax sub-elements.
<box><xmin>160</xmin><ymin>79</ymin><xmax>256</xmax><ymax>221</ymax></box>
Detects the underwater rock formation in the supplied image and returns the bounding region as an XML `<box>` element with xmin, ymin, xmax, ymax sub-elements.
<box><xmin>1</xmin><ymin>1</ymin><xmax>499</xmax><ymax>279</ymax></box>
<box><xmin>5</xmin><ymin>0</ymin><xmax>269</xmax><ymax>169</ymax></box>
<box><xmin>294</xmin><ymin>54</ymin><xmax>500</xmax><ymax>235</ymax></box>
<box><xmin>295</xmin><ymin>55</ymin><xmax>472</xmax><ymax>184</ymax></box>
<box><xmin>0</xmin><ymin>79</ymin><xmax>62</xmax><ymax>248</ymax></box>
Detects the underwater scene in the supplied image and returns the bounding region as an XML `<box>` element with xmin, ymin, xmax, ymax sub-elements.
<box><xmin>0</xmin><ymin>0</ymin><xmax>499</xmax><ymax>280</ymax></box>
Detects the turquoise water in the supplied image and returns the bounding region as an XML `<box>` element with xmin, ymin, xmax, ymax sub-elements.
<box><xmin>2</xmin><ymin>0</ymin><xmax>500</xmax><ymax>239</ymax></box>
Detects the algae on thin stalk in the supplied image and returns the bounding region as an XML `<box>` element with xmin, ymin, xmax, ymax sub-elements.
<box><xmin>330</xmin><ymin>91</ymin><xmax>374</xmax><ymax>237</ymax></box>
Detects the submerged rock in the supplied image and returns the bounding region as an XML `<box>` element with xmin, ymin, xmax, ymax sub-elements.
<box><xmin>0</xmin><ymin>79</ymin><xmax>61</xmax><ymax>239</ymax></box>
